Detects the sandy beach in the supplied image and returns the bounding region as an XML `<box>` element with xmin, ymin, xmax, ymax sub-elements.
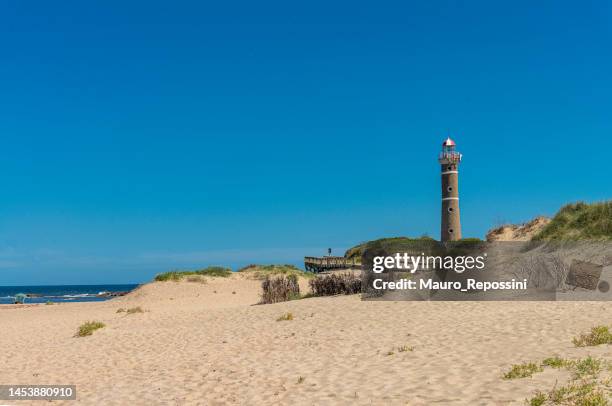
<box><xmin>1</xmin><ymin>274</ymin><xmax>610</xmax><ymax>405</ymax></box>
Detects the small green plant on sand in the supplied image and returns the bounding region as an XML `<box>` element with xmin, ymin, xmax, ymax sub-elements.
<box><xmin>527</xmin><ymin>355</ymin><xmax>611</xmax><ymax>405</ymax></box>
<box><xmin>126</xmin><ymin>306</ymin><xmax>144</xmax><ymax>314</ymax></box>
<box><xmin>297</xmin><ymin>376</ymin><xmax>305</xmax><ymax>384</ymax></box>
<box><xmin>573</xmin><ymin>356</ymin><xmax>602</xmax><ymax>378</ymax></box>
<box><xmin>76</xmin><ymin>321</ymin><xmax>105</xmax><ymax>337</ymax></box>
<box><xmin>572</xmin><ymin>326</ymin><xmax>612</xmax><ymax>347</ymax></box>
<box><xmin>527</xmin><ymin>380</ymin><xmax>607</xmax><ymax>406</ymax></box>
<box><xmin>541</xmin><ymin>356</ymin><xmax>571</xmax><ymax>369</ymax></box>
<box><xmin>397</xmin><ymin>345</ymin><xmax>414</xmax><ymax>353</ymax></box>
<box><xmin>503</xmin><ymin>362</ymin><xmax>543</xmax><ymax>379</ymax></box>
<box><xmin>276</xmin><ymin>312</ymin><xmax>294</xmax><ymax>321</ymax></box>
<box><xmin>528</xmin><ymin>391</ymin><xmax>547</xmax><ymax>406</ymax></box>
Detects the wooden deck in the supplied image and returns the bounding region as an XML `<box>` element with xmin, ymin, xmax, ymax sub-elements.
<box><xmin>303</xmin><ymin>256</ymin><xmax>360</xmax><ymax>273</ymax></box>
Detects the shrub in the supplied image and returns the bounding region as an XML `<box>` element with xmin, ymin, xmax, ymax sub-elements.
<box><xmin>572</xmin><ymin>325</ymin><xmax>612</xmax><ymax>347</ymax></box>
<box><xmin>309</xmin><ymin>272</ymin><xmax>361</xmax><ymax>296</ymax></box>
<box><xmin>76</xmin><ymin>321</ymin><xmax>105</xmax><ymax>337</ymax></box>
<box><xmin>261</xmin><ymin>274</ymin><xmax>300</xmax><ymax>304</ymax></box>
<box><xmin>503</xmin><ymin>362</ymin><xmax>543</xmax><ymax>379</ymax></box>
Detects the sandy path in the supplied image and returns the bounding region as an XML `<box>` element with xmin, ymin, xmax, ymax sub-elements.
<box><xmin>0</xmin><ymin>276</ymin><xmax>610</xmax><ymax>405</ymax></box>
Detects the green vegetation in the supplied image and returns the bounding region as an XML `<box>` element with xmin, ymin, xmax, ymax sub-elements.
<box><xmin>542</xmin><ymin>356</ymin><xmax>571</xmax><ymax>369</ymax></box>
<box><xmin>238</xmin><ymin>264</ymin><xmax>313</xmax><ymax>279</ymax></box>
<box><xmin>76</xmin><ymin>321</ymin><xmax>105</xmax><ymax>337</ymax></box>
<box><xmin>154</xmin><ymin>266</ymin><xmax>232</xmax><ymax>281</ymax></box>
<box><xmin>297</xmin><ymin>376</ymin><xmax>305</xmax><ymax>384</ymax></box>
<box><xmin>526</xmin><ymin>355</ymin><xmax>612</xmax><ymax>405</ymax></box>
<box><xmin>344</xmin><ymin>236</ymin><xmax>484</xmax><ymax>263</ymax></box>
<box><xmin>344</xmin><ymin>236</ymin><xmax>437</xmax><ymax>261</ymax></box>
<box><xmin>573</xmin><ymin>357</ymin><xmax>602</xmax><ymax>379</ymax></box>
<box><xmin>526</xmin><ymin>381</ymin><xmax>607</xmax><ymax>406</ymax></box>
<box><xmin>528</xmin><ymin>391</ymin><xmax>547</xmax><ymax>406</ymax></box>
<box><xmin>503</xmin><ymin>362</ymin><xmax>543</xmax><ymax>379</ymax></box>
<box><xmin>572</xmin><ymin>326</ymin><xmax>612</xmax><ymax>347</ymax></box>
<box><xmin>533</xmin><ymin>201</ymin><xmax>612</xmax><ymax>241</ymax></box>
<box><xmin>458</xmin><ymin>237</ymin><xmax>485</xmax><ymax>243</ymax></box>
<box><xmin>397</xmin><ymin>345</ymin><xmax>414</xmax><ymax>353</ymax></box>
<box><xmin>276</xmin><ymin>312</ymin><xmax>293</xmax><ymax>321</ymax></box>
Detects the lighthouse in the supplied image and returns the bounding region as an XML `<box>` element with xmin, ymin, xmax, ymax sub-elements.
<box><xmin>439</xmin><ymin>137</ymin><xmax>462</xmax><ymax>241</ymax></box>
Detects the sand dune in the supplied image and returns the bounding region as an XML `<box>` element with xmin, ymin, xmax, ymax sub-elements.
<box><xmin>0</xmin><ymin>274</ymin><xmax>610</xmax><ymax>405</ymax></box>
<box><xmin>486</xmin><ymin>216</ymin><xmax>551</xmax><ymax>242</ymax></box>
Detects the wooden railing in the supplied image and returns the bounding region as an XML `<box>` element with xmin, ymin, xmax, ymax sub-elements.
<box><xmin>304</xmin><ymin>256</ymin><xmax>360</xmax><ymax>273</ymax></box>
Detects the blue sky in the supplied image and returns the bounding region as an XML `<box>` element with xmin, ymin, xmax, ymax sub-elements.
<box><xmin>0</xmin><ymin>1</ymin><xmax>610</xmax><ymax>284</ymax></box>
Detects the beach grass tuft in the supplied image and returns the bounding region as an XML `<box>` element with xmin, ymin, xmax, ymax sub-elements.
<box><xmin>503</xmin><ymin>362</ymin><xmax>543</xmax><ymax>379</ymax></box>
<box><xmin>541</xmin><ymin>356</ymin><xmax>571</xmax><ymax>369</ymax></box>
<box><xmin>116</xmin><ymin>308</ymin><xmax>125</xmax><ymax>313</ymax></box>
<box><xmin>397</xmin><ymin>345</ymin><xmax>414</xmax><ymax>353</ymax></box>
<box><xmin>126</xmin><ymin>306</ymin><xmax>144</xmax><ymax>314</ymax></box>
<box><xmin>573</xmin><ymin>357</ymin><xmax>602</xmax><ymax>378</ymax></box>
<box><xmin>297</xmin><ymin>376</ymin><xmax>305</xmax><ymax>384</ymax></box>
<box><xmin>572</xmin><ymin>325</ymin><xmax>612</xmax><ymax>347</ymax></box>
<box><xmin>527</xmin><ymin>391</ymin><xmax>547</xmax><ymax>406</ymax></box>
<box><xmin>76</xmin><ymin>321</ymin><xmax>105</xmax><ymax>337</ymax></box>
<box><xmin>532</xmin><ymin>201</ymin><xmax>612</xmax><ymax>241</ymax></box>
<box><xmin>276</xmin><ymin>312</ymin><xmax>293</xmax><ymax>321</ymax></box>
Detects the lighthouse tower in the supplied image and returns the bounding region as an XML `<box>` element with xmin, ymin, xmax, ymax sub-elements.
<box><xmin>439</xmin><ymin>137</ymin><xmax>462</xmax><ymax>241</ymax></box>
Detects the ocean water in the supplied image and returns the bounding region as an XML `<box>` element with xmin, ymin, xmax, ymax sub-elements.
<box><xmin>0</xmin><ymin>284</ymin><xmax>140</xmax><ymax>304</ymax></box>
